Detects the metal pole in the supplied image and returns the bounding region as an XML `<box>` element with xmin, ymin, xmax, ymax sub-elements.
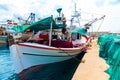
<box><xmin>49</xmin><ymin>17</ymin><xmax>53</xmax><ymax>46</ymax></box>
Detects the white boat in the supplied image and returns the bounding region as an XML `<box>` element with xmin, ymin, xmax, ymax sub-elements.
<box><xmin>9</xmin><ymin>7</ymin><xmax>89</xmax><ymax>80</ymax></box>
<box><xmin>9</xmin><ymin>21</ymin><xmax>88</xmax><ymax>74</ymax></box>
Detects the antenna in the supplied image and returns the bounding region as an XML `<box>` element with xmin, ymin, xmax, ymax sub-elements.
<box><xmin>18</xmin><ymin>13</ymin><xmax>35</xmax><ymax>25</ymax></box>
<box><xmin>70</xmin><ymin>3</ymin><xmax>81</xmax><ymax>28</ymax></box>
<box><xmin>57</xmin><ymin>8</ymin><xmax>62</xmax><ymax>17</ymax></box>
<box><xmin>27</xmin><ymin>13</ymin><xmax>35</xmax><ymax>24</ymax></box>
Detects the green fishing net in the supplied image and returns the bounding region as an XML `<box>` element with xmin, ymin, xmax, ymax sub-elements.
<box><xmin>98</xmin><ymin>34</ymin><xmax>120</xmax><ymax>80</ymax></box>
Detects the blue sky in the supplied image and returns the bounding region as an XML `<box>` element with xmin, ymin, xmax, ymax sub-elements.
<box><xmin>0</xmin><ymin>0</ymin><xmax>120</xmax><ymax>32</ymax></box>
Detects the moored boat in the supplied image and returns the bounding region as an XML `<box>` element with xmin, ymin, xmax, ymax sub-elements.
<box><xmin>0</xmin><ymin>35</ymin><xmax>7</xmax><ymax>44</ymax></box>
<box><xmin>9</xmin><ymin>7</ymin><xmax>89</xmax><ymax>80</ymax></box>
<box><xmin>0</xmin><ymin>27</ymin><xmax>8</xmax><ymax>44</ymax></box>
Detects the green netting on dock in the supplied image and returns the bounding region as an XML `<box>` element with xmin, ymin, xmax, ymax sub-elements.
<box><xmin>98</xmin><ymin>34</ymin><xmax>120</xmax><ymax>80</ymax></box>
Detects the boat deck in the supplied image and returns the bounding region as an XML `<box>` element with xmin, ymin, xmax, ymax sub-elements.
<box><xmin>72</xmin><ymin>39</ymin><xmax>109</xmax><ymax>80</ymax></box>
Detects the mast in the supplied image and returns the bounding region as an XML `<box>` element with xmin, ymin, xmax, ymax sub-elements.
<box><xmin>71</xmin><ymin>3</ymin><xmax>81</xmax><ymax>29</ymax></box>
<box><xmin>49</xmin><ymin>15</ymin><xmax>53</xmax><ymax>46</ymax></box>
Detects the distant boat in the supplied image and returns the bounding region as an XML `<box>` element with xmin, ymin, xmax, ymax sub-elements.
<box><xmin>0</xmin><ymin>35</ymin><xmax>7</xmax><ymax>44</ymax></box>
<box><xmin>0</xmin><ymin>26</ymin><xmax>7</xmax><ymax>44</ymax></box>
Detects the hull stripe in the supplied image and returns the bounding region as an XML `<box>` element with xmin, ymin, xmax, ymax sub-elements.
<box><xmin>18</xmin><ymin>43</ymin><xmax>58</xmax><ymax>50</ymax></box>
<box><xmin>23</xmin><ymin>53</ymin><xmax>77</xmax><ymax>57</ymax></box>
<box><xmin>18</xmin><ymin>43</ymin><xmax>83</xmax><ymax>52</ymax></box>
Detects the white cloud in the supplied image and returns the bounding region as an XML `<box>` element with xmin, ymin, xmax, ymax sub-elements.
<box><xmin>75</xmin><ymin>0</ymin><xmax>120</xmax><ymax>32</ymax></box>
<box><xmin>0</xmin><ymin>0</ymin><xmax>120</xmax><ymax>32</ymax></box>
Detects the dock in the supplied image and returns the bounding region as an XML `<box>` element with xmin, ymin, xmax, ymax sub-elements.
<box><xmin>72</xmin><ymin>39</ymin><xmax>110</xmax><ymax>80</ymax></box>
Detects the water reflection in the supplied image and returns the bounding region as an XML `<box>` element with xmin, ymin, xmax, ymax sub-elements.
<box><xmin>0</xmin><ymin>44</ymin><xmax>14</xmax><ymax>80</ymax></box>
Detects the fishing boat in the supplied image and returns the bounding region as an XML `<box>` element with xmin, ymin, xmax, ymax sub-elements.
<box><xmin>0</xmin><ymin>36</ymin><xmax>7</xmax><ymax>44</ymax></box>
<box><xmin>9</xmin><ymin>7</ymin><xmax>89</xmax><ymax>80</ymax></box>
<box><xmin>10</xmin><ymin>16</ymin><xmax>88</xmax><ymax>68</ymax></box>
<box><xmin>0</xmin><ymin>21</ymin><xmax>18</xmax><ymax>44</ymax></box>
<box><xmin>0</xmin><ymin>27</ymin><xmax>8</xmax><ymax>44</ymax></box>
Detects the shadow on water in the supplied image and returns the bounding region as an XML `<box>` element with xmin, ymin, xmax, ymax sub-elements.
<box><xmin>8</xmin><ymin>51</ymin><xmax>86</xmax><ymax>80</ymax></box>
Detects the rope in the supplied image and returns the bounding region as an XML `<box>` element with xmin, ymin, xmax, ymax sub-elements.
<box><xmin>96</xmin><ymin>18</ymin><xmax>105</xmax><ymax>36</ymax></box>
<box><xmin>15</xmin><ymin>45</ymin><xmax>24</xmax><ymax>71</ymax></box>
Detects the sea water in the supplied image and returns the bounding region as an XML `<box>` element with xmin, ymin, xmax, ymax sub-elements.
<box><xmin>0</xmin><ymin>44</ymin><xmax>14</xmax><ymax>80</ymax></box>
